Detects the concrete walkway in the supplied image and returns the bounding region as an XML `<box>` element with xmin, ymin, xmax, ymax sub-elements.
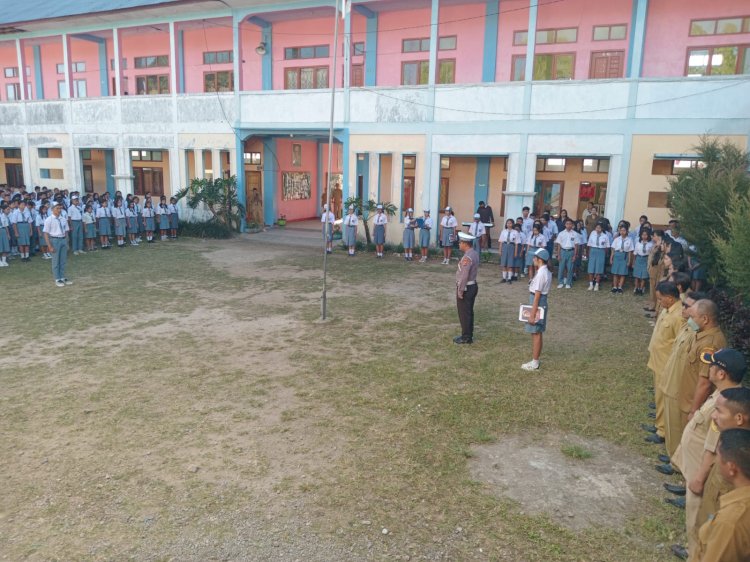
<box><xmin>240</xmin><ymin>219</ymin><xmax>324</xmax><ymax>248</ymax></box>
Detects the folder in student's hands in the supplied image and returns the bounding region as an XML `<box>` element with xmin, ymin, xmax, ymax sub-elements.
<box><xmin>518</xmin><ymin>304</ymin><xmax>545</xmax><ymax>322</ymax></box>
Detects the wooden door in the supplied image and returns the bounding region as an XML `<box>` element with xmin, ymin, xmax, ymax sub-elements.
<box><xmin>589</xmin><ymin>51</ymin><xmax>624</xmax><ymax>79</ymax></box>
<box><xmin>439</xmin><ymin>177</ymin><xmax>449</xmax><ymax>211</ymax></box>
<box><xmin>83</xmin><ymin>165</ymin><xmax>94</xmax><ymax>193</ymax></box>
<box><xmin>5</xmin><ymin>163</ymin><xmax>23</xmax><ymax>187</ymax></box>
<box><xmin>133</xmin><ymin>168</ymin><xmax>164</xmax><ymax>197</ymax></box>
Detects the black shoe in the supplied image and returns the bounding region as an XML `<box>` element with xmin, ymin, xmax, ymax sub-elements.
<box><xmin>656</xmin><ymin>463</ymin><xmax>675</xmax><ymax>475</ymax></box>
<box><xmin>670</xmin><ymin>544</ymin><xmax>688</xmax><ymax>560</ymax></box>
<box><xmin>665</xmin><ymin>497</ymin><xmax>685</xmax><ymax>509</ymax></box>
<box><xmin>645</xmin><ymin>434</ymin><xmax>665</xmax><ymax>444</ymax></box>
<box><xmin>641</xmin><ymin>423</ymin><xmax>657</xmax><ymax>433</ymax></box>
<box><xmin>664</xmin><ymin>483</ymin><xmax>686</xmax><ymax>496</ymax></box>
<box><xmin>453</xmin><ymin>336</ymin><xmax>473</xmax><ymax>344</ymax></box>
<box><xmin>658</xmin><ymin>454</ymin><xmax>671</xmax><ymax>463</ymax></box>
<box><xmin>649</xmin><ymin>402</ymin><xmax>656</xmax><ymax>409</ymax></box>
<box><xmin>648</xmin><ymin>412</ymin><xmax>656</xmax><ymax>419</ymax></box>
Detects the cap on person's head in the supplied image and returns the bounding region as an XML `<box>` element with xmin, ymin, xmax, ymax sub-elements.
<box><xmin>700</xmin><ymin>348</ymin><xmax>748</xmax><ymax>379</ymax></box>
<box><xmin>52</xmin><ymin>201</ymin><xmax>63</xmax><ymax>208</ymax></box>
<box><xmin>376</xmin><ymin>204</ymin><xmax>383</xmax><ymax>210</ymax></box>
<box><xmin>445</xmin><ymin>206</ymin><xmax>451</xmax><ymax>212</ymax></box>
<box><xmin>473</xmin><ymin>213</ymin><xmax>481</xmax><ymax>219</ymax></box>
<box><xmin>323</xmin><ymin>203</ymin><xmax>328</xmax><ymax>210</ymax></box>
<box><xmin>407</xmin><ymin>207</ymin><xmax>413</xmax><ymax>213</ymax></box>
<box><xmin>534</xmin><ymin>248</ymin><xmax>550</xmax><ymax>262</ymax></box>
<box><xmin>72</xmin><ymin>195</ymin><xmax>79</xmax><ymax>200</ymax></box>
<box><xmin>458</xmin><ymin>232</ymin><xmax>475</xmax><ymax>243</ymax></box>
<box><xmin>424</xmin><ymin>209</ymin><xmax>430</xmax><ymax>214</ymax></box>
<box><xmin>348</xmin><ymin>204</ymin><xmax>354</xmax><ymax>210</ymax></box>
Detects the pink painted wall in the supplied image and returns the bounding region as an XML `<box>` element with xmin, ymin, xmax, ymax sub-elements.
<box><xmin>275</xmin><ymin>138</ymin><xmax>319</xmax><ymax>221</ymax></box>
<box><xmin>0</xmin><ymin>42</ymin><xmax>25</xmax><ymax>102</ymax></box>
<box><xmin>67</xmin><ymin>37</ymin><xmax>105</xmax><ymax>98</ymax></box>
<box><xmin>118</xmin><ymin>29</ymin><xmax>171</xmax><ymax>95</ymax></box>
<box><xmin>182</xmin><ymin>22</ymin><xmax>233</xmax><ymax>94</ymax></box>
<box><xmin>643</xmin><ymin>0</ymin><xmax>750</xmax><ymax>77</ymax></box>
<box><xmin>498</xmin><ymin>0</ymin><xmax>632</xmax><ymax>81</ymax></box>
<box><xmin>238</xmin><ymin>22</ymin><xmax>262</xmax><ymax>91</ymax></box>
<box><xmin>40</xmin><ymin>40</ymin><xmax>64</xmax><ymax>99</ymax></box>
<box><xmin>376</xmin><ymin>8</ymin><xmax>430</xmax><ymax>87</ymax></box>
<box><xmin>440</xmin><ymin>3</ymin><xmax>485</xmax><ymax>84</ymax></box>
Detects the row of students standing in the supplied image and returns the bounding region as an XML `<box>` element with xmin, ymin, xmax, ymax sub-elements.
<box><xmin>0</xmin><ymin>190</ymin><xmax>180</xmax><ymax>269</ymax></box>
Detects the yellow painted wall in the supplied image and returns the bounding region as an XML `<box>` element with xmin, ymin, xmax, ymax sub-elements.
<box><xmin>441</xmin><ymin>156</ymin><xmax>476</xmax><ymax>225</ymax></box>
<box><xmin>626</xmin><ymin>135</ymin><xmax>748</xmax><ymax>227</ymax></box>
<box><xmin>0</xmin><ymin>152</ymin><xmax>22</xmax><ymax>185</ymax></box>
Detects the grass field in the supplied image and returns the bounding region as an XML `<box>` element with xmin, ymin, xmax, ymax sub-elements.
<box><xmin>0</xmin><ymin>238</ymin><xmax>685</xmax><ymax>561</ymax></box>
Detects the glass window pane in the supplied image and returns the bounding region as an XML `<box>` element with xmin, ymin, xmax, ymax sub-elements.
<box><xmin>300</xmin><ymin>47</ymin><xmax>315</xmax><ymax>59</ymax></box>
<box><xmin>690</xmin><ymin>20</ymin><xmax>716</xmax><ymax>36</ymax></box>
<box><xmin>599</xmin><ymin>159</ymin><xmax>610</xmax><ymax>173</ymax></box>
<box><xmin>710</xmin><ymin>46</ymin><xmax>738</xmax><ymax>75</ymax></box>
<box><xmin>402</xmin><ymin>62</ymin><xmax>418</xmax><ymax>85</ymax></box>
<box><xmin>158</xmin><ymin>56</ymin><xmax>169</xmax><ymax>67</ymax></box>
<box><xmin>610</xmin><ymin>25</ymin><xmax>627</xmax><ymax>40</ymax></box>
<box><xmin>205</xmin><ymin>73</ymin><xmax>216</xmax><ymax>92</ymax></box>
<box><xmin>316</xmin><ymin>67</ymin><xmax>328</xmax><ymax>88</ymax></box>
<box><xmin>284</xmin><ymin>48</ymin><xmax>295</xmax><ymax>60</ymax></box>
<box><xmin>717</xmin><ymin>18</ymin><xmax>742</xmax><ymax>34</ymax></box>
<box><xmin>420</xmin><ymin>38</ymin><xmax>431</xmax><ymax>51</ymax></box>
<box><xmin>556</xmin><ymin>28</ymin><xmax>577</xmax><ymax>43</ymax></box>
<box><xmin>403</xmin><ymin>39</ymin><xmax>420</xmax><ymax>53</ymax></box>
<box><xmin>438</xmin><ymin>36</ymin><xmax>456</xmax><ymax>50</ymax></box>
<box><xmin>151</xmin><ymin>151</ymin><xmax>162</xmax><ymax>162</ymax></box>
<box><xmin>687</xmin><ymin>49</ymin><xmax>710</xmax><ymax>75</ymax></box>
<box><xmin>438</xmin><ymin>59</ymin><xmax>455</xmax><ymax>84</ymax></box>
<box><xmin>533</xmin><ymin>54</ymin><xmax>553</xmax><ymax>79</ymax></box>
<box><xmin>419</xmin><ymin>61</ymin><xmax>430</xmax><ymax>84</ymax></box>
<box><xmin>159</xmin><ymin>75</ymin><xmax>169</xmax><ymax>93</ymax></box>
<box><xmin>315</xmin><ymin>45</ymin><xmax>329</xmax><ymax>58</ymax></box>
<box><xmin>582</xmin><ymin>158</ymin><xmax>596</xmax><ymax>172</ymax></box>
<box><xmin>218</xmin><ymin>71</ymin><xmax>232</xmax><ymax>91</ymax></box>
<box><xmin>513</xmin><ymin>31</ymin><xmax>528</xmax><ymax>46</ymax></box>
<box><xmin>744</xmin><ymin>18</ymin><xmax>750</xmax><ymax>33</ymax></box>
<box><xmin>285</xmin><ymin>69</ymin><xmax>298</xmax><ymax>89</ymax></box>
<box><xmin>743</xmin><ymin>47</ymin><xmax>750</xmax><ymax>74</ymax></box>
<box><xmin>56</xmin><ymin>63</ymin><xmax>64</xmax><ymax>74</ymax></box>
<box><xmin>512</xmin><ymin>56</ymin><xmax>526</xmax><ymax>81</ymax></box>
<box><xmin>131</xmin><ymin>150</ymin><xmax>140</xmax><ymax>160</ymax></box>
<box><xmin>300</xmin><ymin>67</ymin><xmax>314</xmax><ymax>88</ymax></box>
<box><xmin>546</xmin><ymin>158</ymin><xmax>565</xmax><ymax>171</ymax></box>
<box><xmin>536</xmin><ymin>30</ymin><xmax>554</xmax><ymax>44</ymax></box>
<box><xmin>592</xmin><ymin>26</ymin><xmax>609</xmax><ymax>41</ymax></box>
<box><xmin>136</xmin><ymin>76</ymin><xmax>146</xmax><ymax>94</ymax></box>
<box><xmin>554</xmin><ymin>54</ymin><xmax>574</xmax><ymax>79</ymax></box>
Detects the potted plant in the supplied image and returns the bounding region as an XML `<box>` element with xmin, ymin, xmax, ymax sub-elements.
<box><xmin>277</xmin><ymin>214</ymin><xmax>287</xmax><ymax>227</ymax></box>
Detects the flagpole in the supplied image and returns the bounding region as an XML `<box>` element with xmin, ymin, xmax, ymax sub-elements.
<box><xmin>322</xmin><ymin>0</ymin><xmax>343</xmax><ymax>320</ymax></box>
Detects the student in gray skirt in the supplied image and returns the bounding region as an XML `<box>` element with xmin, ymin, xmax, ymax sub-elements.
<box><xmin>373</xmin><ymin>204</ymin><xmax>387</xmax><ymax>258</ymax></box>
<box><xmin>403</xmin><ymin>208</ymin><xmax>417</xmax><ymax>261</ymax></box>
<box><xmin>142</xmin><ymin>200</ymin><xmax>156</xmax><ymax>243</ymax></box>
<box><xmin>343</xmin><ymin>204</ymin><xmax>358</xmax><ymax>256</ymax></box>
<box><xmin>112</xmin><ymin>198</ymin><xmax>127</xmax><ymax>248</ymax></box>
<box><xmin>439</xmin><ymin>206</ymin><xmax>458</xmax><ymax>264</ymax></box>
<box><xmin>419</xmin><ymin>209</ymin><xmax>432</xmax><ymax>263</ymax></box>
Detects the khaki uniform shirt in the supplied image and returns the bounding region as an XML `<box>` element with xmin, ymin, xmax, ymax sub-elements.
<box><xmin>672</xmin><ymin>390</ymin><xmax>719</xmax><ymax>478</ymax></box>
<box><xmin>647</xmin><ymin>300</ymin><xmax>685</xmax><ymax>377</ymax></box>
<box><xmin>697</xmin><ymin>486</ymin><xmax>750</xmax><ymax>562</ymax></box>
<box><xmin>663</xmin><ymin>326</ymin><xmax>726</xmax><ymax>413</ymax></box>
<box><xmin>456</xmin><ymin>248</ymin><xmax>479</xmax><ymax>294</ymax></box>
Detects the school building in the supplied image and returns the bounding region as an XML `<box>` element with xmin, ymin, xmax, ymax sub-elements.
<box><xmin>0</xmin><ymin>0</ymin><xmax>748</xmax><ymax>242</ymax></box>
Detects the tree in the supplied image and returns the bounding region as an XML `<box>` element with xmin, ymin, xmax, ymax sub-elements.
<box><xmin>667</xmin><ymin>137</ymin><xmax>750</xmax><ymax>281</ymax></box>
<box><xmin>714</xmin><ymin>193</ymin><xmax>750</xmax><ymax>299</ymax></box>
<box><xmin>344</xmin><ymin>197</ymin><xmax>398</xmax><ymax>244</ymax></box>
<box><xmin>174</xmin><ymin>176</ymin><xmax>245</xmax><ymax>232</ymax></box>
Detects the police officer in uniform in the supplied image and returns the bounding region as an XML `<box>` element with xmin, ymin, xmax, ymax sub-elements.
<box><xmin>454</xmin><ymin>231</ymin><xmax>479</xmax><ymax>344</ymax></box>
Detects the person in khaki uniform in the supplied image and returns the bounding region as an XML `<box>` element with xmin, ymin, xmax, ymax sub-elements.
<box><xmin>695</xmin><ymin>428</ymin><xmax>750</xmax><ymax>562</ymax></box>
<box><xmin>647</xmin><ymin>281</ymin><xmax>685</xmax><ymax>442</ymax></box>
<box><xmin>670</xmin><ymin>349</ymin><xmax>746</xmax><ymax>560</ymax></box>
<box><xmin>662</xmin><ymin>299</ymin><xmax>726</xmax><ymax>457</ymax></box>
<box><xmin>690</xmin><ymin>388</ymin><xmax>750</xmax><ymax>561</ymax></box>
<box><xmin>645</xmin><ymin>229</ymin><xmax>665</xmax><ymax>315</ymax></box>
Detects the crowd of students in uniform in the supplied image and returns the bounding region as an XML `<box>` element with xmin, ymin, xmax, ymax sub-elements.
<box><xmin>0</xmin><ymin>186</ymin><xmax>180</xmax><ymax>273</ymax></box>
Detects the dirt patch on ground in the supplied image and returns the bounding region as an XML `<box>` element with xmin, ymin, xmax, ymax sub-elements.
<box><xmin>469</xmin><ymin>433</ymin><xmax>663</xmax><ymax>531</ymax></box>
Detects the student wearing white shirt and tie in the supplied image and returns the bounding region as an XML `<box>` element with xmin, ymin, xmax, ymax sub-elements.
<box><xmin>321</xmin><ymin>203</ymin><xmax>335</xmax><ymax>254</ymax></box>
<box><xmin>403</xmin><ymin>208</ymin><xmax>417</xmax><ymax>261</ymax></box>
<box><xmin>587</xmin><ymin>222</ymin><xmax>610</xmax><ymax>291</ymax></box>
<box><xmin>498</xmin><ymin>219</ymin><xmax>519</xmax><ymax>283</ymax></box>
<box><xmin>343</xmin><ymin>204</ymin><xmax>358</xmax><ymax>256</ymax></box>
<box><xmin>468</xmin><ymin>213</ymin><xmax>486</xmax><ymax>252</ymax></box>
<box><xmin>67</xmin><ymin>195</ymin><xmax>84</xmax><ymax>255</ymax></box>
<box><xmin>555</xmin><ymin>218</ymin><xmax>579</xmax><ymax>289</ymax></box>
<box><xmin>372</xmin><ymin>204</ymin><xmax>387</xmax><ymax>258</ymax></box>
<box><xmin>610</xmin><ymin>223</ymin><xmax>634</xmax><ymax>294</ymax></box>
<box><xmin>632</xmin><ymin>229</ymin><xmax>654</xmax><ymax>296</ymax></box>
<box><xmin>419</xmin><ymin>210</ymin><xmax>433</xmax><ymax>263</ymax></box>
<box><xmin>95</xmin><ymin>200</ymin><xmax>112</xmax><ymax>248</ymax></box>
<box><xmin>439</xmin><ymin>207</ymin><xmax>458</xmax><ymax>264</ymax></box>
<box><xmin>0</xmin><ymin>204</ymin><xmax>11</xmax><ymax>267</ymax></box>
<box><xmin>43</xmin><ymin>201</ymin><xmax>72</xmax><ymax>287</ymax></box>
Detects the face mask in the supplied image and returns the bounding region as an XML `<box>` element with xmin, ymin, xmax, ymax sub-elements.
<box><xmin>687</xmin><ymin>317</ymin><xmax>700</xmax><ymax>332</ymax></box>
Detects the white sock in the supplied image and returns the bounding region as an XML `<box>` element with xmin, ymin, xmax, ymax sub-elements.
<box><xmin>531</xmin><ymin>359</ymin><xmax>539</xmax><ymax>367</ymax></box>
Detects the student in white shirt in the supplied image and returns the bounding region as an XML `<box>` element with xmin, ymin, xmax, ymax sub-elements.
<box><xmin>468</xmin><ymin>213</ymin><xmax>486</xmax><ymax>252</ymax></box>
<box><xmin>439</xmin><ymin>207</ymin><xmax>458</xmax><ymax>265</ymax></box>
<box><xmin>156</xmin><ymin>196</ymin><xmax>170</xmax><ymax>241</ymax></box>
<box><xmin>525</xmin><ymin>222</ymin><xmax>547</xmax><ymax>280</ymax></box>
<box><xmin>167</xmin><ymin>197</ymin><xmax>179</xmax><ymax>239</ymax></box>
<box><xmin>126</xmin><ymin>201</ymin><xmax>139</xmax><ymax>246</ymax></box>
<box><xmin>632</xmin><ymin>229</ymin><xmax>654</xmax><ymax>296</ymax></box>
<box><xmin>419</xmin><ymin>209</ymin><xmax>433</xmax><ymax>263</ymax></box>
<box><xmin>342</xmin><ymin>204</ymin><xmax>358</xmax><ymax>256</ymax></box>
<box><xmin>43</xmin><ymin>201</ymin><xmax>72</xmax><ymax>287</ymax></box>
<box><xmin>0</xmin><ymin>204</ymin><xmax>11</xmax><ymax>266</ymax></box>
<box><xmin>587</xmin><ymin>222</ymin><xmax>610</xmax><ymax>291</ymax></box>
<box><xmin>372</xmin><ymin>204</ymin><xmax>387</xmax><ymax>258</ymax></box>
<box><xmin>610</xmin><ymin>223</ymin><xmax>634</xmax><ymax>294</ymax></box>
<box><xmin>403</xmin><ymin>208</ymin><xmax>417</xmax><ymax>261</ymax></box>
<box><xmin>522</xmin><ymin>248</ymin><xmax>552</xmax><ymax>371</ymax></box>
<box><xmin>513</xmin><ymin>223</ymin><xmax>525</xmax><ymax>279</ymax></box>
<box><xmin>321</xmin><ymin>203</ymin><xmax>335</xmax><ymax>254</ymax></box>
<box><xmin>82</xmin><ymin>203</ymin><xmax>96</xmax><ymax>252</ymax></box>
<box><xmin>142</xmin><ymin>200</ymin><xmax>156</xmax><ymax>243</ymax></box>
<box><xmin>95</xmin><ymin>198</ymin><xmax>112</xmax><ymax>249</ymax></box>
<box><xmin>498</xmin><ymin>219</ymin><xmax>519</xmax><ymax>283</ymax></box>
<box><xmin>555</xmin><ymin>218</ymin><xmax>579</xmax><ymax>289</ymax></box>
<box><xmin>112</xmin><ymin>198</ymin><xmax>127</xmax><ymax>248</ymax></box>
<box><xmin>35</xmin><ymin>203</ymin><xmax>51</xmax><ymax>259</ymax></box>
<box><xmin>68</xmin><ymin>195</ymin><xmax>84</xmax><ymax>255</ymax></box>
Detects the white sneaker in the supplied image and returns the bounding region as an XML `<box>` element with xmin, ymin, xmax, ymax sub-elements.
<box><xmin>594</xmin><ymin>283</ymin><xmax>600</xmax><ymax>291</ymax></box>
<box><xmin>565</xmin><ymin>285</ymin><xmax>571</xmax><ymax>289</ymax></box>
<box><xmin>63</xmin><ymin>278</ymin><xmax>73</xmax><ymax>285</ymax></box>
<box><xmin>55</xmin><ymin>280</ymin><xmax>65</xmax><ymax>287</ymax></box>
<box><xmin>557</xmin><ymin>283</ymin><xmax>564</xmax><ymax>289</ymax></box>
<box><xmin>0</xmin><ymin>261</ymin><xmax>7</xmax><ymax>267</ymax></box>
<box><xmin>587</xmin><ymin>283</ymin><xmax>593</xmax><ymax>291</ymax></box>
<box><xmin>521</xmin><ymin>360</ymin><xmax>539</xmax><ymax>371</ymax></box>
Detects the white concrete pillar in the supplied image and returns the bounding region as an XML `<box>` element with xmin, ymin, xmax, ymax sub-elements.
<box><xmin>114</xmin><ymin>147</ymin><xmax>133</xmax><ymax>195</ymax></box>
<box><xmin>211</xmin><ymin>148</ymin><xmax>222</xmax><ymax>180</ymax></box>
<box><xmin>194</xmin><ymin>149</ymin><xmax>205</xmax><ymax>179</ymax></box>
<box><xmin>169</xmin><ymin>146</ymin><xmax>181</xmax><ymax>197</ymax></box>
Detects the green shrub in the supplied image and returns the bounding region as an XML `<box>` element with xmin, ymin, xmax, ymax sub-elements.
<box><xmin>178</xmin><ymin>220</ymin><xmax>233</xmax><ymax>239</ymax></box>
<box><xmin>714</xmin><ymin>194</ymin><xmax>750</xmax><ymax>301</ymax></box>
